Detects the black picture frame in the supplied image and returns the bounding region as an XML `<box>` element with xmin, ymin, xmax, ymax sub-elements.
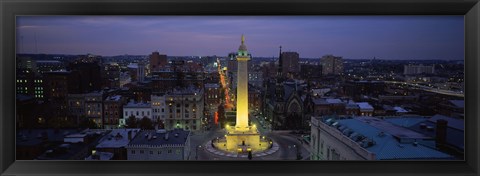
<box><xmin>1</xmin><ymin>0</ymin><xmax>479</xmax><ymax>176</ymax></box>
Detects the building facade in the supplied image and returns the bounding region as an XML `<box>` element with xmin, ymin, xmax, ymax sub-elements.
<box><xmin>204</xmin><ymin>83</ymin><xmax>221</xmax><ymax>109</ymax></box>
<box><xmin>149</xmin><ymin>51</ymin><xmax>168</xmax><ymax>72</ymax></box>
<box><xmin>103</xmin><ymin>95</ymin><xmax>125</xmax><ymax>129</ymax></box>
<box><xmin>310</xmin><ymin>116</ymin><xmax>453</xmax><ymax>160</ymax></box>
<box><xmin>126</xmin><ymin>129</ymin><xmax>191</xmax><ymax>160</ymax></box>
<box><xmin>320</xmin><ymin>55</ymin><xmax>344</xmax><ymax>75</ymax></box>
<box><xmin>164</xmin><ymin>87</ymin><xmax>204</xmax><ymax>131</ymax></box>
<box><xmin>121</xmin><ymin>101</ymin><xmax>152</xmax><ymax>127</ymax></box>
<box><xmin>151</xmin><ymin>94</ymin><xmax>167</xmax><ymax>127</ymax></box>
<box><xmin>281</xmin><ymin>51</ymin><xmax>300</xmax><ymax>76</ymax></box>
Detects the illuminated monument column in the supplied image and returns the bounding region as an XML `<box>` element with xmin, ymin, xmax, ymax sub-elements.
<box><xmin>214</xmin><ymin>35</ymin><xmax>270</xmax><ymax>154</ymax></box>
<box><xmin>235</xmin><ymin>34</ymin><xmax>249</xmax><ymax>131</ymax></box>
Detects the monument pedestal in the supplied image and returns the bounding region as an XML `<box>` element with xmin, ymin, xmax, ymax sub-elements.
<box><xmin>225</xmin><ymin>126</ymin><xmax>264</xmax><ymax>153</ymax></box>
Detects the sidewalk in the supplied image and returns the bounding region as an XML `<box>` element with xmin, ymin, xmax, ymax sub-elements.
<box><xmin>204</xmin><ymin>140</ymin><xmax>280</xmax><ymax>158</ymax></box>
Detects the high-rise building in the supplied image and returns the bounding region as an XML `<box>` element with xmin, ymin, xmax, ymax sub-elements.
<box><xmin>137</xmin><ymin>61</ymin><xmax>146</xmax><ymax>82</ymax></box>
<box><xmin>320</xmin><ymin>55</ymin><xmax>344</xmax><ymax>75</ymax></box>
<box><xmin>67</xmin><ymin>60</ymin><xmax>102</xmax><ymax>93</ymax></box>
<box><xmin>149</xmin><ymin>51</ymin><xmax>168</xmax><ymax>72</ymax></box>
<box><xmin>300</xmin><ymin>64</ymin><xmax>322</xmax><ymax>79</ymax></box>
<box><xmin>101</xmin><ymin>63</ymin><xmax>121</xmax><ymax>89</ymax></box>
<box><xmin>281</xmin><ymin>51</ymin><xmax>300</xmax><ymax>76</ymax></box>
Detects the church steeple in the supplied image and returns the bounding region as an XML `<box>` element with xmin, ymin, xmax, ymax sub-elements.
<box><xmin>279</xmin><ymin>45</ymin><xmax>282</xmax><ymax>59</ymax></box>
<box><xmin>277</xmin><ymin>45</ymin><xmax>284</xmax><ymax>81</ymax></box>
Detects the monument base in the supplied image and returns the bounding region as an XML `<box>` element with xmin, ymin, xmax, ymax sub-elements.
<box><xmin>213</xmin><ymin>125</ymin><xmax>271</xmax><ymax>153</ymax></box>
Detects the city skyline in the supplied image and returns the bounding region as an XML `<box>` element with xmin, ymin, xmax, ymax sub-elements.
<box><xmin>16</xmin><ymin>16</ymin><xmax>464</xmax><ymax>60</ymax></box>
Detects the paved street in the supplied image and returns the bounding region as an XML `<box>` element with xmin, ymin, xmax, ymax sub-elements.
<box><xmin>188</xmin><ymin>116</ymin><xmax>311</xmax><ymax>160</ymax></box>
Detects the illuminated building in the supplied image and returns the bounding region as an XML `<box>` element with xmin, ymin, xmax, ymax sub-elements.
<box><xmin>101</xmin><ymin>63</ymin><xmax>121</xmax><ymax>89</ymax></box>
<box><xmin>214</xmin><ymin>35</ymin><xmax>270</xmax><ymax>153</ymax></box>
<box><xmin>67</xmin><ymin>91</ymin><xmax>104</xmax><ymax>127</ymax></box>
<box><xmin>151</xmin><ymin>94</ymin><xmax>167</xmax><ymax>127</ymax></box>
<box><xmin>164</xmin><ymin>87</ymin><xmax>204</xmax><ymax>131</ymax></box>
<box><xmin>205</xmin><ymin>83</ymin><xmax>221</xmax><ymax>108</ymax></box>
<box><xmin>120</xmin><ymin>100</ymin><xmax>152</xmax><ymax>127</ymax></box>
<box><xmin>103</xmin><ymin>95</ymin><xmax>125</xmax><ymax>129</ymax></box>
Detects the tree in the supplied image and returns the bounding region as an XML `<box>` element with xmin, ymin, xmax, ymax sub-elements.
<box><xmin>126</xmin><ymin>115</ymin><xmax>137</xmax><ymax>128</ymax></box>
<box><xmin>79</xmin><ymin>117</ymin><xmax>98</xmax><ymax>129</ymax></box>
<box><xmin>217</xmin><ymin>103</ymin><xmax>226</xmax><ymax>128</ymax></box>
<box><xmin>139</xmin><ymin>116</ymin><xmax>154</xmax><ymax>130</ymax></box>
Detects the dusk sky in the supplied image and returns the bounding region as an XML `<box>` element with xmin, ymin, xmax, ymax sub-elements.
<box><xmin>16</xmin><ymin>16</ymin><xmax>464</xmax><ymax>60</ymax></box>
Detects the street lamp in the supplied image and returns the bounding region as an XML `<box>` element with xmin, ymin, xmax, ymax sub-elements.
<box><xmin>196</xmin><ymin>145</ymin><xmax>202</xmax><ymax>160</ymax></box>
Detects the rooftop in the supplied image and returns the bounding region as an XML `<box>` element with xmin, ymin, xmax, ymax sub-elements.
<box><xmin>428</xmin><ymin>114</ymin><xmax>464</xmax><ymax>131</ymax></box>
<box><xmin>321</xmin><ymin>116</ymin><xmax>452</xmax><ymax>160</ymax></box>
<box><xmin>326</xmin><ymin>98</ymin><xmax>343</xmax><ymax>104</ymax></box>
<box><xmin>16</xmin><ymin>94</ymin><xmax>34</xmax><ymax>102</ymax></box>
<box><xmin>167</xmin><ymin>86</ymin><xmax>203</xmax><ymax>95</ymax></box>
<box><xmin>448</xmin><ymin>100</ymin><xmax>464</xmax><ymax>108</ymax></box>
<box><xmin>205</xmin><ymin>83</ymin><xmax>220</xmax><ymax>88</ymax></box>
<box><xmin>17</xmin><ymin>129</ymin><xmax>80</xmax><ymax>146</ymax></box>
<box><xmin>105</xmin><ymin>95</ymin><xmax>122</xmax><ymax>102</ymax></box>
<box><xmin>128</xmin><ymin>129</ymin><xmax>190</xmax><ymax>147</ymax></box>
<box><xmin>393</xmin><ymin>106</ymin><xmax>409</xmax><ymax>113</ymax></box>
<box><xmin>356</xmin><ymin>102</ymin><xmax>374</xmax><ymax>110</ymax></box>
<box><xmin>96</xmin><ymin>129</ymin><xmax>140</xmax><ymax>148</ymax></box>
<box><xmin>312</xmin><ymin>98</ymin><xmax>327</xmax><ymax>105</ymax></box>
<box><xmin>124</xmin><ymin>101</ymin><xmax>151</xmax><ymax>108</ymax></box>
<box><xmin>386</xmin><ymin>115</ymin><xmax>464</xmax><ymax>150</ymax></box>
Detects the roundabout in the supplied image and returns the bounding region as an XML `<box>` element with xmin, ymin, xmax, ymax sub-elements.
<box><xmin>205</xmin><ymin>139</ymin><xmax>280</xmax><ymax>158</ymax></box>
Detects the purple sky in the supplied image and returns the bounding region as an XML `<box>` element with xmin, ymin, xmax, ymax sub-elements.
<box><xmin>16</xmin><ymin>16</ymin><xmax>464</xmax><ymax>60</ymax></box>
